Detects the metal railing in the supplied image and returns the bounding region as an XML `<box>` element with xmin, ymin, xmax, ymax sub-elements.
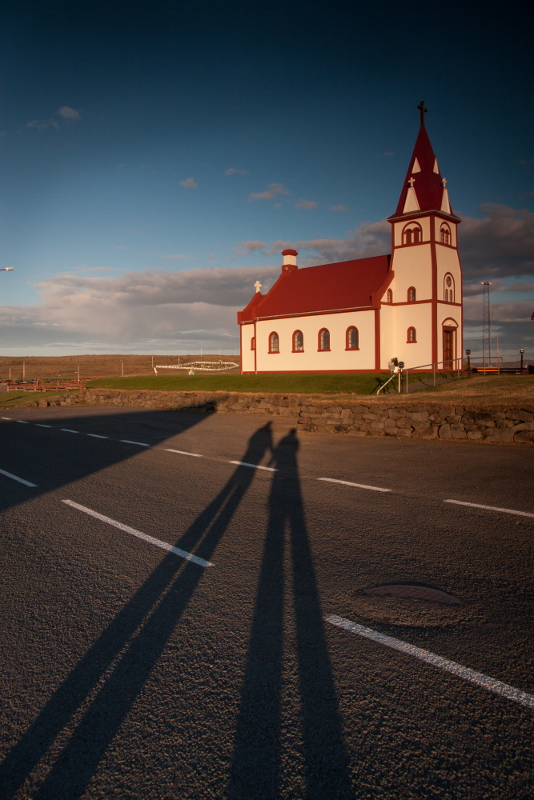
<box><xmin>376</xmin><ymin>357</ymin><xmax>465</xmax><ymax>395</ymax></box>
<box><xmin>153</xmin><ymin>361</ymin><xmax>239</xmax><ymax>375</ymax></box>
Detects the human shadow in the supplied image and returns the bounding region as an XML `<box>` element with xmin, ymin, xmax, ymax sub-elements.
<box><xmin>0</xmin><ymin>421</ymin><xmax>274</xmax><ymax>799</ymax></box>
<box><xmin>228</xmin><ymin>428</ymin><xmax>354</xmax><ymax>799</ymax></box>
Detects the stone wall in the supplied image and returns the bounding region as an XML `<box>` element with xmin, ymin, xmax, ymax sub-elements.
<box><xmin>15</xmin><ymin>388</ymin><xmax>534</xmax><ymax>444</ymax></box>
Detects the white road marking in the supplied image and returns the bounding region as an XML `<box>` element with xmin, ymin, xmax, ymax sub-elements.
<box><xmin>444</xmin><ymin>499</ymin><xmax>534</xmax><ymax>519</ymax></box>
<box><xmin>326</xmin><ymin>615</ymin><xmax>534</xmax><ymax>710</ymax></box>
<box><xmin>318</xmin><ymin>477</ymin><xmax>391</xmax><ymax>493</ymax></box>
<box><xmin>165</xmin><ymin>448</ymin><xmax>203</xmax><ymax>458</ymax></box>
<box><xmin>35</xmin><ymin>424</ymin><xmax>52</xmax><ymax>428</ymax></box>
<box><xmin>62</xmin><ymin>500</ymin><xmax>213</xmax><ymax>567</ymax></box>
<box><xmin>2</xmin><ymin>417</ymin><xmax>12</xmax><ymax>420</ymax></box>
<box><xmin>0</xmin><ymin>468</ymin><xmax>37</xmax><ymax>487</ymax></box>
<box><xmin>16</xmin><ymin>420</ymin><xmax>30</xmax><ymax>424</ymax></box>
<box><xmin>87</xmin><ymin>433</ymin><xmax>108</xmax><ymax>439</ymax></box>
<box><xmin>229</xmin><ymin>460</ymin><xmax>277</xmax><ymax>472</ymax></box>
<box><xmin>61</xmin><ymin>428</ymin><xmax>79</xmax><ymax>433</ymax></box>
<box><xmin>119</xmin><ymin>439</ymin><xmax>150</xmax><ymax>447</ymax></box>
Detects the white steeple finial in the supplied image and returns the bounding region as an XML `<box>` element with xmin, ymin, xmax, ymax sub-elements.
<box><xmin>408</xmin><ymin>176</ymin><xmax>416</xmax><ymax>188</ymax></box>
<box><xmin>254</xmin><ymin>280</ymin><xmax>262</xmax><ymax>293</ymax></box>
<box><xmin>442</xmin><ymin>178</ymin><xmax>447</xmax><ymax>187</ymax></box>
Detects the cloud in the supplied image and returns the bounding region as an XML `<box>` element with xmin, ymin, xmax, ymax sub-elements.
<box><xmin>58</xmin><ymin>106</ymin><xmax>81</xmax><ymax>121</ymax></box>
<box><xmin>27</xmin><ymin>119</ymin><xmax>58</xmax><ymax>130</ymax></box>
<box><xmin>459</xmin><ymin>204</ymin><xmax>534</xmax><ymax>280</ymax></box>
<box><xmin>330</xmin><ymin>205</ymin><xmax>349</xmax><ymax>213</ymax></box>
<box><xmin>225</xmin><ymin>168</ymin><xmax>248</xmax><ymax>175</ymax></box>
<box><xmin>0</xmin><ymin>266</ymin><xmax>281</xmax><ymax>353</ymax></box>
<box><xmin>235</xmin><ymin>241</ymin><xmax>267</xmax><ymax>254</ymax></box>
<box><xmin>179</xmin><ymin>177</ymin><xmax>198</xmax><ymax>189</ymax></box>
<box><xmin>295</xmin><ymin>200</ymin><xmax>318</xmax><ymax>210</ymax></box>
<box><xmin>248</xmin><ymin>183</ymin><xmax>288</xmax><ymax>201</ymax></box>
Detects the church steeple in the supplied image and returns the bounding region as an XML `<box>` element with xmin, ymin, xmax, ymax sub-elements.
<box><xmin>391</xmin><ymin>102</ymin><xmax>458</xmax><ymax>220</ymax></box>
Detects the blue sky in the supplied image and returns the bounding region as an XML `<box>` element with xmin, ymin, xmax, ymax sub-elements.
<box><xmin>0</xmin><ymin>0</ymin><xmax>533</xmax><ymax>359</ymax></box>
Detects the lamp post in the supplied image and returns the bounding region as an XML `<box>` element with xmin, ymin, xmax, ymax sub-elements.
<box><xmin>520</xmin><ymin>349</ymin><xmax>525</xmax><ymax>373</ymax></box>
<box><xmin>466</xmin><ymin>349</ymin><xmax>471</xmax><ymax>376</ymax></box>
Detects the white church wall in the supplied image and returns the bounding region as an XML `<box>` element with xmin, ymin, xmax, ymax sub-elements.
<box><xmin>436</xmin><ymin>245</ymin><xmax>462</xmax><ymax>300</ymax></box>
<box><xmin>392</xmin><ymin>302</ymin><xmax>432</xmax><ymax>368</ymax></box>
<box><xmin>390</xmin><ymin>243</ymin><xmax>433</xmax><ymax>301</ymax></box>
<box><xmin>240</xmin><ymin>323</ymin><xmax>255</xmax><ymax>372</ymax></box>
<box><xmin>254</xmin><ymin>310</ymin><xmax>376</xmax><ymax>372</ymax></box>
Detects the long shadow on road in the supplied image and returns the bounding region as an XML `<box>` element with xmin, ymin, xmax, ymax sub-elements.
<box><xmin>228</xmin><ymin>428</ymin><xmax>353</xmax><ymax>799</ymax></box>
<box><xmin>0</xmin><ymin>420</ymin><xmax>274</xmax><ymax>799</ymax></box>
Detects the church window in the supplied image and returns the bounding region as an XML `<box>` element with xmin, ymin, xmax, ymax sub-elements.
<box><xmin>318</xmin><ymin>328</ymin><xmax>330</xmax><ymax>351</ymax></box>
<box><xmin>251</xmin><ymin>337</ymin><xmax>255</xmax><ymax>350</ymax></box>
<box><xmin>402</xmin><ymin>224</ymin><xmax>422</xmax><ymax>246</ymax></box>
<box><xmin>408</xmin><ymin>286</ymin><xmax>416</xmax><ymax>302</ymax></box>
<box><xmin>440</xmin><ymin>224</ymin><xmax>451</xmax><ymax>245</ymax></box>
<box><xmin>443</xmin><ymin>274</ymin><xmax>454</xmax><ymax>303</ymax></box>
<box><xmin>346</xmin><ymin>327</ymin><xmax>359</xmax><ymax>350</ymax></box>
<box><xmin>292</xmin><ymin>330</ymin><xmax>304</xmax><ymax>352</ymax></box>
<box><xmin>407</xmin><ymin>327</ymin><xmax>417</xmax><ymax>343</ymax></box>
<box><xmin>269</xmin><ymin>332</ymin><xmax>279</xmax><ymax>353</ymax></box>
<box><xmin>386</xmin><ymin>289</ymin><xmax>393</xmax><ymax>303</ymax></box>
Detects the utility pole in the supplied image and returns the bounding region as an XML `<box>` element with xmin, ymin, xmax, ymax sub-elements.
<box><xmin>121</xmin><ymin>360</ymin><xmax>124</xmax><ymax>377</ymax></box>
<box><xmin>482</xmin><ymin>282</ymin><xmax>492</xmax><ymax>373</ymax></box>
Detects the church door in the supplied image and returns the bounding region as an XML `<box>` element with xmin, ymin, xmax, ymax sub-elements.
<box><xmin>443</xmin><ymin>328</ymin><xmax>455</xmax><ymax>369</ymax></box>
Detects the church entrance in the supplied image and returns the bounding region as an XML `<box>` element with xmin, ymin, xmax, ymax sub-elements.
<box><xmin>443</xmin><ymin>327</ymin><xmax>456</xmax><ymax>369</ymax></box>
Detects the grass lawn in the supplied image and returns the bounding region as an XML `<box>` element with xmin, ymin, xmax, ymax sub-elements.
<box><xmin>86</xmin><ymin>372</ymin><xmax>451</xmax><ymax>395</ymax></box>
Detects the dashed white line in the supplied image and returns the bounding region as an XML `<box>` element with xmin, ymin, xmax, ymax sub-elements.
<box><xmin>119</xmin><ymin>439</ymin><xmax>150</xmax><ymax>447</ymax></box>
<box><xmin>16</xmin><ymin>420</ymin><xmax>30</xmax><ymax>424</ymax></box>
<box><xmin>444</xmin><ymin>499</ymin><xmax>534</xmax><ymax>519</ymax></box>
<box><xmin>326</xmin><ymin>615</ymin><xmax>534</xmax><ymax>710</ymax></box>
<box><xmin>229</xmin><ymin>460</ymin><xmax>277</xmax><ymax>472</ymax></box>
<box><xmin>86</xmin><ymin>433</ymin><xmax>108</xmax><ymax>439</ymax></box>
<box><xmin>35</xmin><ymin>424</ymin><xmax>52</xmax><ymax>428</ymax></box>
<box><xmin>318</xmin><ymin>477</ymin><xmax>391</xmax><ymax>493</ymax></box>
<box><xmin>62</xmin><ymin>500</ymin><xmax>213</xmax><ymax>567</ymax></box>
<box><xmin>2</xmin><ymin>417</ymin><xmax>12</xmax><ymax>420</ymax></box>
<box><xmin>61</xmin><ymin>428</ymin><xmax>79</xmax><ymax>434</ymax></box>
<box><xmin>0</xmin><ymin>468</ymin><xmax>37</xmax><ymax>487</ymax></box>
<box><xmin>165</xmin><ymin>448</ymin><xmax>203</xmax><ymax>458</ymax></box>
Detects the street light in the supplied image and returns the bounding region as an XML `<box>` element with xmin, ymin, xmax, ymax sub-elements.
<box><xmin>520</xmin><ymin>348</ymin><xmax>525</xmax><ymax>373</ymax></box>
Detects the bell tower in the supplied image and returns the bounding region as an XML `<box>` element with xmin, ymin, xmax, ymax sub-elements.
<box><xmin>385</xmin><ymin>102</ymin><xmax>463</xmax><ymax>368</ymax></box>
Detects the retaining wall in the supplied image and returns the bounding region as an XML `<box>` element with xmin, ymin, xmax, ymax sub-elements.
<box><xmin>14</xmin><ymin>388</ymin><xmax>534</xmax><ymax>444</ymax></box>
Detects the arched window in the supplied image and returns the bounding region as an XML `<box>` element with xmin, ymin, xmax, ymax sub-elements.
<box><xmin>407</xmin><ymin>327</ymin><xmax>417</xmax><ymax>343</ymax></box>
<box><xmin>292</xmin><ymin>330</ymin><xmax>304</xmax><ymax>352</ymax></box>
<box><xmin>318</xmin><ymin>328</ymin><xmax>330</xmax><ymax>351</ymax></box>
<box><xmin>386</xmin><ymin>288</ymin><xmax>393</xmax><ymax>303</ymax></box>
<box><xmin>251</xmin><ymin>337</ymin><xmax>255</xmax><ymax>350</ymax></box>
<box><xmin>269</xmin><ymin>332</ymin><xmax>279</xmax><ymax>353</ymax></box>
<box><xmin>408</xmin><ymin>286</ymin><xmax>416</xmax><ymax>302</ymax></box>
<box><xmin>402</xmin><ymin>223</ymin><xmax>422</xmax><ymax>246</ymax></box>
<box><xmin>440</xmin><ymin>224</ymin><xmax>451</xmax><ymax>245</ymax></box>
<box><xmin>346</xmin><ymin>327</ymin><xmax>359</xmax><ymax>350</ymax></box>
<box><xmin>443</xmin><ymin>274</ymin><xmax>455</xmax><ymax>303</ymax></box>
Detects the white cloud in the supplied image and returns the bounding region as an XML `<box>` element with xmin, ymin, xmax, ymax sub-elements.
<box><xmin>295</xmin><ymin>200</ymin><xmax>318</xmax><ymax>210</ymax></box>
<box><xmin>235</xmin><ymin>241</ymin><xmax>267</xmax><ymax>254</ymax></box>
<box><xmin>225</xmin><ymin>167</ymin><xmax>248</xmax><ymax>175</ymax></box>
<box><xmin>330</xmin><ymin>205</ymin><xmax>349</xmax><ymax>212</ymax></box>
<box><xmin>180</xmin><ymin>178</ymin><xmax>198</xmax><ymax>189</ymax></box>
<box><xmin>58</xmin><ymin>106</ymin><xmax>81</xmax><ymax>121</ymax></box>
<box><xmin>248</xmin><ymin>183</ymin><xmax>288</xmax><ymax>201</ymax></box>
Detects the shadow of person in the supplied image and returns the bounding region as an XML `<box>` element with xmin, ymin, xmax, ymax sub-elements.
<box><xmin>228</xmin><ymin>428</ymin><xmax>353</xmax><ymax>799</ymax></box>
<box><xmin>0</xmin><ymin>422</ymin><xmax>274</xmax><ymax>800</ymax></box>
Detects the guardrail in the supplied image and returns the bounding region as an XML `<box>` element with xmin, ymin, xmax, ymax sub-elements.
<box><xmin>377</xmin><ymin>358</ymin><xmax>465</xmax><ymax>395</ymax></box>
<box><xmin>153</xmin><ymin>361</ymin><xmax>239</xmax><ymax>375</ymax></box>
<box><xmin>0</xmin><ymin>382</ymin><xmax>86</xmax><ymax>392</ymax></box>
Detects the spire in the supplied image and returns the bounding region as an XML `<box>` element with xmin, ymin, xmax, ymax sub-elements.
<box><xmin>392</xmin><ymin>103</ymin><xmax>457</xmax><ymax>218</ymax></box>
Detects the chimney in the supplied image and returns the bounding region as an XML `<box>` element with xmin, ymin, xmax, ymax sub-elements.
<box><xmin>282</xmin><ymin>249</ymin><xmax>298</xmax><ymax>274</ymax></box>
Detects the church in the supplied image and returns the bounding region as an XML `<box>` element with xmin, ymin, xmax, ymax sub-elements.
<box><xmin>237</xmin><ymin>104</ymin><xmax>463</xmax><ymax>374</ymax></box>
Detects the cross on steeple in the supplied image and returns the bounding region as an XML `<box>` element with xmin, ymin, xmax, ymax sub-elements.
<box><xmin>417</xmin><ymin>100</ymin><xmax>427</xmax><ymax>127</ymax></box>
<box><xmin>254</xmin><ymin>280</ymin><xmax>262</xmax><ymax>293</ymax></box>
<box><xmin>408</xmin><ymin>176</ymin><xmax>416</xmax><ymax>188</ymax></box>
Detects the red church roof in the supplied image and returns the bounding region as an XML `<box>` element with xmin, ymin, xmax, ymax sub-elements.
<box><xmin>391</xmin><ymin>103</ymin><xmax>459</xmax><ymax>220</ymax></box>
<box><xmin>238</xmin><ymin>254</ymin><xmax>391</xmax><ymax>323</ymax></box>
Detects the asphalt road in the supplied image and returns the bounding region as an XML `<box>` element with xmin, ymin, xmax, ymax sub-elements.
<box><xmin>0</xmin><ymin>406</ymin><xmax>532</xmax><ymax>799</ymax></box>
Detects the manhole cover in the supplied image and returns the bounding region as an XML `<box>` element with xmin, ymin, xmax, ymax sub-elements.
<box><xmin>362</xmin><ymin>583</ymin><xmax>461</xmax><ymax>605</ymax></box>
